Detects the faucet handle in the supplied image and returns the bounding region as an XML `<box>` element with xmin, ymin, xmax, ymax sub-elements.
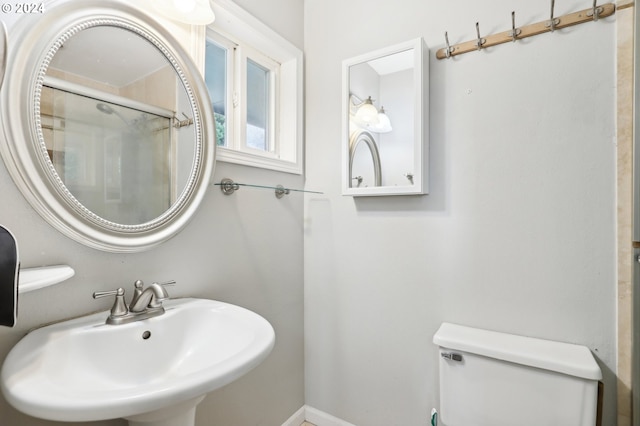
<box><xmin>93</xmin><ymin>288</ymin><xmax>124</xmax><ymax>299</ymax></box>
<box><xmin>93</xmin><ymin>287</ymin><xmax>128</xmax><ymax>317</ymax></box>
<box><xmin>129</xmin><ymin>280</ymin><xmax>144</xmax><ymax>307</ymax></box>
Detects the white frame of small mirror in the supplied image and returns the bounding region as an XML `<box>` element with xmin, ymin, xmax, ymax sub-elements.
<box><xmin>0</xmin><ymin>0</ymin><xmax>215</xmax><ymax>252</ymax></box>
<box><xmin>342</xmin><ymin>37</ymin><xmax>429</xmax><ymax>196</ymax></box>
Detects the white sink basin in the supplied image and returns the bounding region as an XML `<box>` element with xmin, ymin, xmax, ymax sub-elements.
<box><xmin>1</xmin><ymin>298</ymin><xmax>275</xmax><ymax>424</ymax></box>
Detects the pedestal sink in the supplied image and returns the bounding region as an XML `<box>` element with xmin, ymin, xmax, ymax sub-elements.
<box><xmin>1</xmin><ymin>298</ymin><xmax>275</xmax><ymax>425</ymax></box>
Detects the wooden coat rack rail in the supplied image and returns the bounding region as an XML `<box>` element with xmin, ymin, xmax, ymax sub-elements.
<box><xmin>436</xmin><ymin>1</ymin><xmax>617</xmax><ymax>60</ymax></box>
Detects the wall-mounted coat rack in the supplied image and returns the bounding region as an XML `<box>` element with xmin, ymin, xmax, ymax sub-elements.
<box><xmin>216</xmin><ymin>178</ymin><xmax>323</xmax><ymax>199</ymax></box>
<box><xmin>436</xmin><ymin>0</ymin><xmax>618</xmax><ymax>60</ymax></box>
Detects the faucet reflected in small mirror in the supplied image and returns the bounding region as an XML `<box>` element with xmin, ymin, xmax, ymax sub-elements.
<box><xmin>404</xmin><ymin>173</ymin><xmax>414</xmax><ymax>185</ymax></box>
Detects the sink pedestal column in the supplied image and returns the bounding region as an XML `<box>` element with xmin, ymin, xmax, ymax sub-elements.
<box><xmin>125</xmin><ymin>396</ymin><xmax>206</xmax><ymax>426</ymax></box>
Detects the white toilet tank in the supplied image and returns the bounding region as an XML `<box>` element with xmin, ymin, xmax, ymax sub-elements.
<box><xmin>433</xmin><ymin>323</ymin><xmax>602</xmax><ymax>426</ymax></box>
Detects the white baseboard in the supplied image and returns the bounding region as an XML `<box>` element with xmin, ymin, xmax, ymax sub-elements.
<box><xmin>282</xmin><ymin>405</ymin><xmax>356</xmax><ymax>426</ymax></box>
<box><xmin>282</xmin><ymin>406</ymin><xmax>306</xmax><ymax>426</ymax></box>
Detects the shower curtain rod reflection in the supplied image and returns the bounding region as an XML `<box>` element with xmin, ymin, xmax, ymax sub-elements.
<box><xmin>216</xmin><ymin>178</ymin><xmax>323</xmax><ymax>199</ymax></box>
<box><xmin>43</xmin><ymin>76</ymin><xmax>174</xmax><ymax>119</ymax></box>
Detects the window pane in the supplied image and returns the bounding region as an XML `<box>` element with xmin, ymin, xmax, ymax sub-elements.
<box><xmin>205</xmin><ymin>39</ymin><xmax>227</xmax><ymax>147</ymax></box>
<box><xmin>246</xmin><ymin>59</ymin><xmax>269</xmax><ymax>151</ymax></box>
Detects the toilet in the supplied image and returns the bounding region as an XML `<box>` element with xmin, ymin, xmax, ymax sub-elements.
<box><xmin>433</xmin><ymin>323</ymin><xmax>602</xmax><ymax>426</ymax></box>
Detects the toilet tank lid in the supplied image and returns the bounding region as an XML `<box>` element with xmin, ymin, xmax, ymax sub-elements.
<box><xmin>433</xmin><ymin>323</ymin><xmax>602</xmax><ymax>381</ymax></box>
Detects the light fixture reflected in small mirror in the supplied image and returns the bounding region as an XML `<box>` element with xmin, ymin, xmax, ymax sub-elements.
<box><xmin>354</xmin><ymin>96</ymin><xmax>379</xmax><ymax>126</ymax></box>
<box><xmin>371</xmin><ymin>106</ymin><xmax>392</xmax><ymax>133</ymax></box>
<box><xmin>152</xmin><ymin>0</ymin><xmax>215</xmax><ymax>25</ymax></box>
<box><xmin>350</xmin><ymin>95</ymin><xmax>393</xmax><ymax>133</ymax></box>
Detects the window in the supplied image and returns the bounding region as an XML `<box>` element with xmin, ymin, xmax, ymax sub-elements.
<box><xmin>205</xmin><ymin>0</ymin><xmax>303</xmax><ymax>174</ymax></box>
<box><xmin>245</xmin><ymin>58</ymin><xmax>273</xmax><ymax>152</ymax></box>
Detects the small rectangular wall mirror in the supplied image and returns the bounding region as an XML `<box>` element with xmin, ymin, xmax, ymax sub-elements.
<box><xmin>342</xmin><ymin>37</ymin><xmax>429</xmax><ymax>196</ymax></box>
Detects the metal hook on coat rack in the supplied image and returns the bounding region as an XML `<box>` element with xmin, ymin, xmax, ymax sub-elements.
<box><xmin>475</xmin><ymin>22</ymin><xmax>486</xmax><ymax>50</ymax></box>
<box><xmin>587</xmin><ymin>0</ymin><xmax>603</xmax><ymax>21</ymax></box>
<box><xmin>509</xmin><ymin>11</ymin><xmax>521</xmax><ymax>42</ymax></box>
<box><xmin>435</xmin><ymin>1</ymin><xmax>617</xmax><ymax>60</ymax></box>
<box><xmin>443</xmin><ymin>32</ymin><xmax>454</xmax><ymax>58</ymax></box>
<box><xmin>546</xmin><ymin>0</ymin><xmax>560</xmax><ymax>32</ymax></box>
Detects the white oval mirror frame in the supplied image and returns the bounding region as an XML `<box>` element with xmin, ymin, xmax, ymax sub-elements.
<box><xmin>342</xmin><ymin>37</ymin><xmax>429</xmax><ymax>196</ymax></box>
<box><xmin>0</xmin><ymin>0</ymin><xmax>215</xmax><ymax>252</ymax></box>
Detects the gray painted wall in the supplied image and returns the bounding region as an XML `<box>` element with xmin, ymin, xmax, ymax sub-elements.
<box><xmin>304</xmin><ymin>0</ymin><xmax>618</xmax><ymax>424</ymax></box>
<box><xmin>0</xmin><ymin>0</ymin><xmax>304</xmax><ymax>425</ymax></box>
<box><xmin>0</xmin><ymin>0</ymin><xmax>621</xmax><ymax>425</ymax></box>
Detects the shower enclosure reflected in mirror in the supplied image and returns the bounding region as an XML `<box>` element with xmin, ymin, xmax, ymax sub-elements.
<box><xmin>342</xmin><ymin>37</ymin><xmax>429</xmax><ymax>196</ymax></box>
<box><xmin>0</xmin><ymin>0</ymin><xmax>215</xmax><ymax>252</ymax></box>
<box><xmin>41</xmin><ymin>25</ymin><xmax>196</xmax><ymax>225</ymax></box>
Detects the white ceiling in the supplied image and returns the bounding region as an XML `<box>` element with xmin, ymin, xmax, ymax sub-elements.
<box><xmin>366</xmin><ymin>49</ymin><xmax>414</xmax><ymax>76</ymax></box>
<box><xmin>49</xmin><ymin>26</ymin><xmax>170</xmax><ymax>88</ymax></box>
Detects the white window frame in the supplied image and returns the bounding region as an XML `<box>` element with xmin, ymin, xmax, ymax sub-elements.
<box><xmin>207</xmin><ymin>0</ymin><xmax>303</xmax><ymax>174</ymax></box>
<box><xmin>206</xmin><ymin>32</ymin><xmax>236</xmax><ymax>150</ymax></box>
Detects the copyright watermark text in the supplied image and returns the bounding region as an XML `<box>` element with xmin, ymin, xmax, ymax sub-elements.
<box><xmin>1</xmin><ymin>3</ymin><xmax>45</xmax><ymax>14</ymax></box>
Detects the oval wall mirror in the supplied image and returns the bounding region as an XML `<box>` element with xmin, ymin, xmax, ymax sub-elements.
<box><xmin>0</xmin><ymin>0</ymin><xmax>215</xmax><ymax>252</ymax></box>
<box><xmin>342</xmin><ymin>37</ymin><xmax>429</xmax><ymax>196</ymax></box>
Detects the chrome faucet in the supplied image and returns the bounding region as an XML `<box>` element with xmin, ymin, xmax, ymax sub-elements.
<box><xmin>129</xmin><ymin>280</ymin><xmax>170</xmax><ymax>312</ymax></box>
<box><xmin>93</xmin><ymin>280</ymin><xmax>175</xmax><ymax>325</ymax></box>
